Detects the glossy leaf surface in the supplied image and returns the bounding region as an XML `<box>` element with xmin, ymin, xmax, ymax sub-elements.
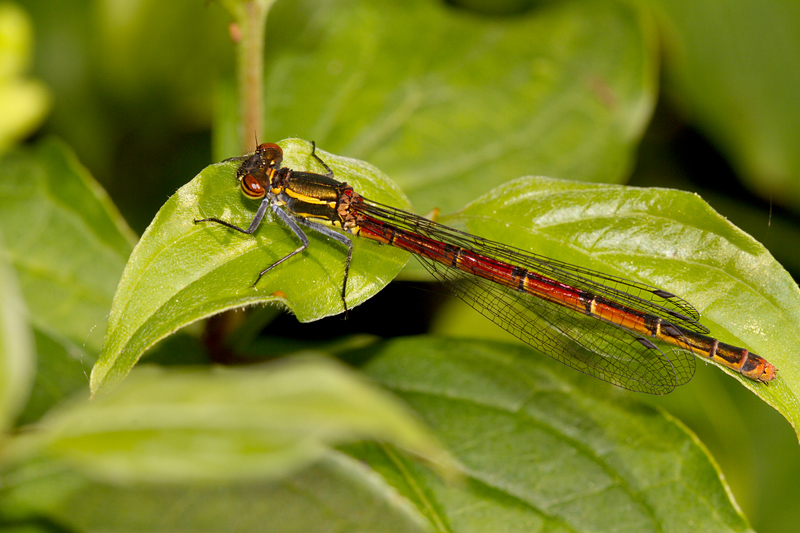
<box><xmin>355</xmin><ymin>337</ymin><xmax>755</xmax><ymax>532</ymax></box>
<box><xmin>2</xmin><ymin>338</ymin><xmax>757</xmax><ymax>533</ymax></box>
<box><xmin>353</xmin><ymin>338</ymin><xmax>749</xmax><ymax>531</ymax></box>
<box><xmin>433</xmin><ymin>177</ymin><xmax>799</xmax><ymax>428</ymax></box>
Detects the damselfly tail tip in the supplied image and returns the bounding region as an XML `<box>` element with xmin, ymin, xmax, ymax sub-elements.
<box><xmin>758</xmin><ymin>362</ymin><xmax>777</xmax><ymax>384</ymax></box>
<box><xmin>739</xmin><ymin>350</ymin><xmax>777</xmax><ymax>384</ymax></box>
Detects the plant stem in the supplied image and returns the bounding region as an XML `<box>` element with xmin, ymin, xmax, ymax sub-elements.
<box><xmin>234</xmin><ymin>1</ymin><xmax>273</xmax><ymax>153</ymax></box>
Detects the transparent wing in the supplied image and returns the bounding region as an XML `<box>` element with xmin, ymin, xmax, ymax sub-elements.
<box><xmin>358</xmin><ymin>199</ymin><xmax>698</xmax><ymax>394</ymax></box>
<box><xmin>421</xmin><ymin>253</ymin><xmax>695</xmax><ymax>394</ymax></box>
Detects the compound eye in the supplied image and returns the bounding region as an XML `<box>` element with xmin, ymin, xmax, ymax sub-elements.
<box><xmin>257</xmin><ymin>143</ymin><xmax>283</xmax><ymax>167</ymax></box>
<box><xmin>240</xmin><ymin>174</ymin><xmax>266</xmax><ymax>199</ymax></box>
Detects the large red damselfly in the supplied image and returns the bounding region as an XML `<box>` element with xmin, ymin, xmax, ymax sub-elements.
<box><xmin>195</xmin><ymin>142</ymin><xmax>776</xmax><ymax>394</ymax></box>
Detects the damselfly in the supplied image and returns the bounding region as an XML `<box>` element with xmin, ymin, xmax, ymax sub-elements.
<box><xmin>195</xmin><ymin>142</ymin><xmax>776</xmax><ymax>394</ymax></box>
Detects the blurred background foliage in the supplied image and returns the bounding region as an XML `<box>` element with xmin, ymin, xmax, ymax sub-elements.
<box><xmin>3</xmin><ymin>0</ymin><xmax>800</xmax><ymax>531</ymax></box>
<box><xmin>0</xmin><ymin>2</ymin><xmax>50</xmax><ymax>152</ymax></box>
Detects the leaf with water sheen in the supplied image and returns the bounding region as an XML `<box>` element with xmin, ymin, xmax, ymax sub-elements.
<box><xmin>91</xmin><ymin>139</ymin><xmax>409</xmax><ymax>394</ymax></box>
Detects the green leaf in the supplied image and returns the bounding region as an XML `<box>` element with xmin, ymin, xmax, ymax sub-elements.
<box><xmin>433</xmin><ymin>177</ymin><xmax>799</xmax><ymax>430</ymax></box>
<box><xmin>0</xmin><ymin>233</ymin><xmax>35</xmax><ymax>430</ymax></box>
<box><xmin>11</xmin><ymin>357</ymin><xmax>450</xmax><ymax>485</ymax></box>
<box><xmin>0</xmin><ymin>452</ymin><xmax>430</xmax><ymax>533</ymax></box>
<box><xmin>4</xmin><ymin>338</ymin><xmax>761</xmax><ymax>532</ymax></box>
<box><xmin>216</xmin><ymin>0</ymin><xmax>658</xmax><ymax>213</ymax></box>
<box><xmin>0</xmin><ymin>138</ymin><xmax>135</xmax><ymax>420</ymax></box>
<box><xmin>646</xmin><ymin>0</ymin><xmax>800</xmax><ymax>210</ymax></box>
<box><xmin>91</xmin><ymin>139</ymin><xmax>409</xmax><ymax>394</ymax></box>
<box><xmin>353</xmin><ymin>337</ymin><xmax>755</xmax><ymax>532</ymax></box>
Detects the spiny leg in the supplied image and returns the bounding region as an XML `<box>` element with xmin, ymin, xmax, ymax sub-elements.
<box><xmin>296</xmin><ymin>217</ymin><xmax>354</xmax><ymax>316</ymax></box>
<box><xmin>310</xmin><ymin>141</ymin><xmax>334</xmax><ymax>178</ymax></box>
<box><xmin>306</xmin><ymin>142</ymin><xmax>352</xmax><ymax>314</ymax></box>
<box><xmin>249</xmin><ymin>207</ymin><xmax>353</xmax><ymax>316</ymax></box>
<box><xmin>195</xmin><ymin>200</ymin><xmax>311</xmax><ymax>288</ymax></box>
<box><xmin>194</xmin><ymin>198</ymin><xmax>271</xmax><ymax>234</ymax></box>
<box><xmin>253</xmin><ymin>205</ymin><xmax>311</xmax><ymax>286</ymax></box>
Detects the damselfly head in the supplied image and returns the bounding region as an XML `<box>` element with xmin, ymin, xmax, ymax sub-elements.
<box><xmin>234</xmin><ymin>143</ymin><xmax>285</xmax><ymax>199</ymax></box>
<box><xmin>235</xmin><ymin>143</ymin><xmax>283</xmax><ymax>181</ymax></box>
